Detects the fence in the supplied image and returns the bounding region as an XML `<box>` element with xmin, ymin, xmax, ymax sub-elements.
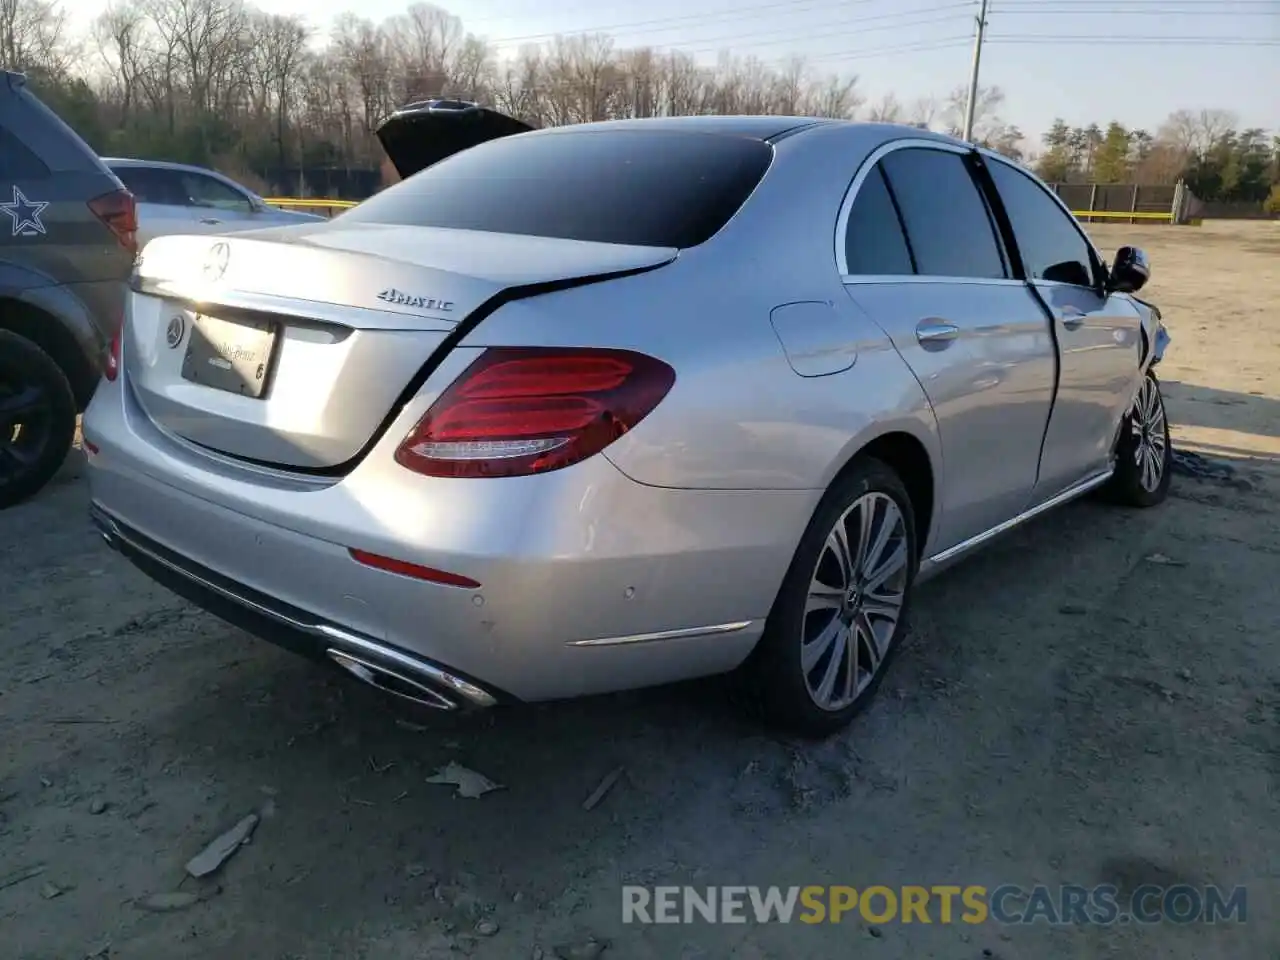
<box><xmin>1048</xmin><ymin>182</ymin><xmax>1179</xmax><ymax>224</ymax></box>
<box><xmin>263</xmin><ymin>197</ymin><xmax>357</xmax><ymax>216</ymax></box>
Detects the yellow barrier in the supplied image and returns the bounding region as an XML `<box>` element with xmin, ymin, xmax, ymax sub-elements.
<box><xmin>1070</xmin><ymin>210</ymin><xmax>1174</xmax><ymax>222</ymax></box>
<box><xmin>264</xmin><ymin>197</ymin><xmax>1177</xmax><ymax>224</ymax></box>
<box><xmin>264</xmin><ymin>197</ymin><xmax>358</xmax><ymax>213</ymax></box>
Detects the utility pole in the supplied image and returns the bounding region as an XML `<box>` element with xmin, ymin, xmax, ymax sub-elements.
<box><xmin>962</xmin><ymin>0</ymin><xmax>990</xmax><ymax>142</ymax></box>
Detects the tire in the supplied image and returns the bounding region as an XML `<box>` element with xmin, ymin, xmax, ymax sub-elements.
<box><xmin>738</xmin><ymin>456</ymin><xmax>919</xmax><ymax>738</ymax></box>
<box><xmin>1103</xmin><ymin>369</ymin><xmax>1172</xmax><ymax>508</ymax></box>
<box><xmin>0</xmin><ymin>329</ymin><xmax>78</xmax><ymax>510</ymax></box>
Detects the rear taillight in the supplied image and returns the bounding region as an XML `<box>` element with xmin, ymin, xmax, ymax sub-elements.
<box><xmin>395</xmin><ymin>347</ymin><xmax>675</xmax><ymax>479</ymax></box>
<box><xmin>88</xmin><ymin>189</ymin><xmax>138</xmax><ymax>257</ymax></box>
<box><xmin>104</xmin><ymin>326</ymin><xmax>121</xmax><ymax>381</ymax></box>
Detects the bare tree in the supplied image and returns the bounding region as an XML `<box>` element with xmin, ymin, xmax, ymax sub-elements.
<box><xmin>244</xmin><ymin>12</ymin><xmax>310</xmax><ymax>165</ymax></box>
<box><xmin>943</xmin><ymin>83</ymin><xmax>1005</xmax><ymax>139</ymax></box>
<box><xmin>866</xmin><ymin>92</ymin><xmax>902</xmax><ymax>123</ymax></box>
<box><xmin>804</xmin><ymin>73</ymin><xmax>861</xmax><ymax>119</ymax></box>
<box><xmin>332</xmin><ymin>13</ymin><xmax>394</xmax><ymax>132</ymax></box>
<box><xmin>1</xmin><ymin>0</ymin><xmax>75</xmax><ymax>76</ymax></box>
<box><xmin>93</xmin><ymin>1</ymin><xmax>148</xmax><ymax>119</ymax></box>
<box><xmin>907</xmin><ymin>95</ymin><xmax>939</xmax><ymax>130</ymax></box>
<box><xmin>1159</xmin><ymin>107</ymin><xmax>1239</xmax><ymax>159</ymax></box>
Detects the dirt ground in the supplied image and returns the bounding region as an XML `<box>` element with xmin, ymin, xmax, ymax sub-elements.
<box><xmin>2</xmin><ymin>221</ymin><xmax>1279</xmax><ymax>960</ymax></box>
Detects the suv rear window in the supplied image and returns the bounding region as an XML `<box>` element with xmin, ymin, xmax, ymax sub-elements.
<box><xmin>0</xmin><ymin>125</ymin><xmax>51</xmax><ymax>179</ymax></box>
<box><xmin>342</xmin><ymin>130</ymin><xmax>773</xmax><ymax>248</ymax></box>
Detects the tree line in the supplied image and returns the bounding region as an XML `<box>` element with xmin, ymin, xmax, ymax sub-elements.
<box><xmin>3</xmin><ymin>0</ymin><xmax>1277</xmax><ymax>209</ymax></box>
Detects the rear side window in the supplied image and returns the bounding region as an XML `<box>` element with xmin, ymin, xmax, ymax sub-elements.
<box><xmin>880</xmin><ymin>148</ymin><xmax>1006</xmax><ymax>279</ymax></box>
<box><xmin>180</xmin><ymin>172</ymin><xmax>253</xmax><ymax>212</ymax></box>
<box><xmin>341</xmin><ymin>130</ymin><xmax>773</xmax><ymax>248</ymax></box>
<box><xmin>0</xmin><ymin>125</ymin><xmax>51</xmax><ymax>179</ymax></box>
<box><xmin>987</xmin><ymin>159</ymin><xmax>1097</xmax><ymax>288</ymax></box>
<box><xmin>114</xmin><ymin>167</ymin><xmax>187</xmax><ymax>205</ymax></box>
<box><xmin>843</xmin><ymin>166</ymin><xmax>914</xmax><ymax>276</ymax></box>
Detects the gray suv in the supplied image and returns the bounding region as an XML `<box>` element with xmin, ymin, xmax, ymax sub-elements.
<box><xmin>0</xmin><ymin>70</ymin><xmax>135</xmax><ymax>508</ymax></box>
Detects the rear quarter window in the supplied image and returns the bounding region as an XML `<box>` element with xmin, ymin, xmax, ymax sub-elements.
<box><xmin>0</xmin><ymin>124</ymin><xmax>51</xmax><ymax>179</ymax></box>
<box><xmin>843</xmin><ymin>165</ymin><xmax>914</xmax><ymax>275</ymax></box>
<box><xmin>341</xmin><ymin>130</ymin><xmax>773</xmax><ymax>248</ymax></box>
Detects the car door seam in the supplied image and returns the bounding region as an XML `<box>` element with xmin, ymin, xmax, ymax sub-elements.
<box><xmin>1023</xmin><ymin>281</ymin><xmax>1063</xmax><ymax>490</ymax></box>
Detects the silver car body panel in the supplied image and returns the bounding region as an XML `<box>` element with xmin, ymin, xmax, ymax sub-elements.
<box><xmin>84</xmin><ymin>118</ymin><xmax>1160</xmax><ymax>705</ymax></box>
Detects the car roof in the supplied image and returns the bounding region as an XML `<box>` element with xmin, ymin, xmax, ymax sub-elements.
<box><xmin>101</xmin><ymin>157</ymin><xmax>222</xmax><ymax>174</ymax></box>
<box><xmin>523</xmin><ymin>116</ymin><xmax>970</xmax><ymax>152</ymax></box>
<box><xmin>528</xmin><ymin>115</ymin><xmax>837</xmax><ymax>141</ymax></box>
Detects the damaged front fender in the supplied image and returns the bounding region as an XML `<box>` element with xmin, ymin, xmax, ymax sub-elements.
<box><xmin>1152</xmin><ymin>322</ymin><xmax>1171</xmax><ymax>366</ymax></box>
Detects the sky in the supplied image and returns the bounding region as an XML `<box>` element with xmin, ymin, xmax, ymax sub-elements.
<box><xmin>68</xmin><ymin>0</ymin><xmax>1279</xmax><ymax>146</ymax></box>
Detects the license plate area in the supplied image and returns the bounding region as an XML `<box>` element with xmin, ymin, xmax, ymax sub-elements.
<box><xmin>180</xmin><ymin>312</ymin><xmax>278</xmax><ymax>399</ymax></box>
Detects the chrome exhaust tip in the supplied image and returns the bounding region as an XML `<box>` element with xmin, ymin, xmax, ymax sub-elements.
<box><xmin>326</xmin><ymin>649</ymin><xmax>459</xmax><ymax>711</ymax></box>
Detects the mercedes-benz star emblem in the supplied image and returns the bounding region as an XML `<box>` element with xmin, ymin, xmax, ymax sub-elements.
<box><xmin>166</xmin><ymin>315</ymin><xmax>186</xmax><ymax>349</ymax></box>
<box><xmin>202</xmin><ymin>241</ymin><xmax>230</xmax><ymax>282</ymax></box>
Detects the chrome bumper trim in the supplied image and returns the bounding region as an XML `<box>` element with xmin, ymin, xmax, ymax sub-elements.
<box><xmin>89</xmin><ymin>502</ymin><xmax>499</xmax><ymax>709</ymax></box>
<box><xmin>568</xmin><ymin>619</ymin><xmax>756</xmax><ymax>648</ymax></box>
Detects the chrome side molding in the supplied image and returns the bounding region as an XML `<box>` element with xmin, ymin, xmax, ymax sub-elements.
<box><xmin>922</xmin><ymin>469</ymin><xmax>1114</xmax><ymax>572</ymax></box>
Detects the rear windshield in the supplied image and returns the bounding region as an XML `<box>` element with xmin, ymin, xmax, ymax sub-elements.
<box><xmin>343</xmin><ymin>129</ymin><xmax>773</xmax><ymax>248</ymax></box>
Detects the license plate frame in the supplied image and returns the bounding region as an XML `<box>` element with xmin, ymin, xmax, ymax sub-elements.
<box><xmin>180</xmin><ymin>312</ymin><xmax>279</xmax><ymax>399</ymax></box>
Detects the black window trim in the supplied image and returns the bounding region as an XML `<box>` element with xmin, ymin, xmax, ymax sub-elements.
<box><xmin>977</xmin><ymin>148</ymin><xmax>1109</xmax><ymax>292</ymax></box>
<box><xmin>835</xmin><ymin>137</ymin><xmax>1019</xmax><ymax>285</ymax></box>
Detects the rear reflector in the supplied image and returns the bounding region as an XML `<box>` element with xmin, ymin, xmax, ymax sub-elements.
<box><xmin>349</xmin><ymin>548</ymin><xmax>481</xmax><ymax>589</ymax></box>
<box><xmin>104</xmin><ymin>325</ymin><xmax>122</xmax><ymax>382</ymax></box>
<box><xmin>395</xmin><ymin>347</ymin><xmax>675</xmax><ymax>479</ymax></box>
<box><xmin>88</xmin><ymin>189</ymin><xmax>138</xmax><ymax>257</ymax></box>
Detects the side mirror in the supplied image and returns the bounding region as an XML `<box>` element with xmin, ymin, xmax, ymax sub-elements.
<box><xmin>1108</xmin><ymin>246</ymin><xmax>1150</xmax><ymax>294</ymax></box>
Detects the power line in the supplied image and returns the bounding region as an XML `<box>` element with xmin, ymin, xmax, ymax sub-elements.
<box><xmin>806</xmin><ymin>35</ymin><xmax>972</xmax><ymax>65</ymax></box>
<box><xmin>481</xmin><ymin>0</ymin><xmax>898</xmax><ymax>45</ymax></box>
<box><xmin>998</xmin><ymin>7</ymin><xmax>1280</xmax><ymax>14</ymax></box>
<box><xmin>996</xmin><ymin>0</ymin><xmax>1276</xmax><ymax>5</ymax></box>
<box><xmin>644</xmin><ymin>11</ymin><xmax>974</xmax><ymax>58</ymax></box>
<box><xmin>989</xmin><ymin>35</ymin><xmax>1280</xmax><ymax>44</ymax></box>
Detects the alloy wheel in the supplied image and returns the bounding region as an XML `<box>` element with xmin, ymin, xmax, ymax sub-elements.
<box><xmin>801</xmin><ymin>491</ymin><xmax>909</xmax><ymax>712</ymax></box>
<box><xmin>1131</xmin><ymin>376</ymin><xmax>1168</xmax><ymax>493</ymax></box>
<box><xmin>0</xmin><ymin>379</ymin><xmax>53</xmax><ymax>485</ymax></box>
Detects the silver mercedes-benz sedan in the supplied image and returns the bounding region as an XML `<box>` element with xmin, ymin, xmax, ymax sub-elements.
<box><xmin>82</xmin><ymin>102</ymin><xmax>1172</xmax><ymax>736</ymax></box>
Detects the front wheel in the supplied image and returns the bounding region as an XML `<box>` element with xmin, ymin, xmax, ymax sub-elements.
<box><xmin>0</xmin><ymin>330</ymin><xmax>78</xmax><ymax>510</ymax></box>
<box><xmin>1104</xmin><ymin>369</ymin><xmax>1172</xmax><ymax>508</ymax></box>
<box><xmin>738</xmin><ymin>457</ymin><xmax>918</xmax><ymax>737</ymax></box>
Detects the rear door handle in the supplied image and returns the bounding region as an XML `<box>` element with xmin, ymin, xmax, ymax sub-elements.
<box><xmin>199</xmin><ymin>217</ymin><xmax>222</xmax><ymax>225</ymax></box>
<box><xmin>916</xmin><ymin>319</ymin><xmax>959</xmax><ymax>346</ymax></box>
<box><xmin>1060</xmin><ymin>307</ymin><xmax>1086</xmax><ymax>330</ymax></box>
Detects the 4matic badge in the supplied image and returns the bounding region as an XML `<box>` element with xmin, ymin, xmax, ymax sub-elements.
<box><xmin>1</xmin><ymin>186</ymin><xmax>48</xmax><ymax>237</ymax></box>
<box><xmin>376</xmin><ymin>288</ymin><xmax>454</xmax><ymax>312</ymax></box>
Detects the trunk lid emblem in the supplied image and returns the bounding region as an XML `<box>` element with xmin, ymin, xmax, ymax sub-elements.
<box><xmin>166</xmin><ymin>315</ymin><xmax>186</xmax><ymax>348</ymax></box>
<box><xmin>202</xmin><ymin>242</ymin><xmax>230</xmax><ymax>281</ymax></box>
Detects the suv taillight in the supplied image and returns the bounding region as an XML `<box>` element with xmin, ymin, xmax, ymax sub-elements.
<box><xmin>395</xmin><ymin>347</ymin><xmax>675</xmax><ymax>478</ymax></box>
<box><xmin>104</xmin><ymin>325</ymin><xmax>121</xmax><ymax>381</ymax></box>
<box><xmin>88</xmin><ymin>189</ymin><xmax>138</xmax><ymax>257</ymax></box>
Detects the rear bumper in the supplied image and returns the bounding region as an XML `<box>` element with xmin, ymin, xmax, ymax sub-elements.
<box><xmin>90</xmin><ymin>503</ymin><xmax>504</xmax><ymax>710</ymax></box>
<box><xmin>82</xmin><ymin>364</ymin><xmax>815</xmax><ymax>703</ymax></box>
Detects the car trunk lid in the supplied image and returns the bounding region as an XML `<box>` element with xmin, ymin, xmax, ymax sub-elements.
<box><xmin>375</xmin><ymin>99</ymin><xmax>535</xmax><ymax>180</ymax></box>
<box><xmin>123</xmin><ymin>225</ymin><xmax>676</xmax><ymax>469</ymax></box>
